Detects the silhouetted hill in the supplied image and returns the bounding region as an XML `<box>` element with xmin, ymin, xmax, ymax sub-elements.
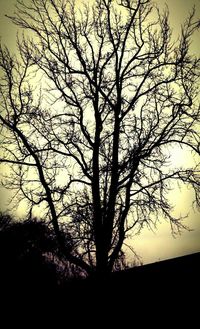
<box><xmin>56</xmin><ymin>252</ymin><xmax>200</xmax><ymax>324</ymax></box>
<box><xmin>107</xmin><ymin>252</ymin><xmax>200</xmax><ymax>300</ymax></box>
<box><xmin>111</xmin><ymin>251</ymin><xmax>200</xmax><ymax>282</ymax></box>
<box><xmin>58</xmin><ymin>252</ymin><xmax>200</xmax><ymax>305</ymax></box>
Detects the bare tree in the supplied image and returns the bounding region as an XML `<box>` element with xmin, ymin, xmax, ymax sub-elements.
<box><xmin>0</xmin><ymin>0</ymin><xmax>200</xmax><ymax>276</ymax></box>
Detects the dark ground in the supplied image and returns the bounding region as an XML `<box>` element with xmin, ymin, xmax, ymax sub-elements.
<box><xmin>0</xmin><ymin>252</ymin><xmax>199</xmax><ymax>326</ymax></box>
<box><xmin>1</xmin><ymin>215</ymin><xmax>198</xmax><ymax>324</ymax></box>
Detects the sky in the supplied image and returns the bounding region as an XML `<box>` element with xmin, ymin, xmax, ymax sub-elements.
<box><xmin>0</xmin><ymin>0</ymin><xmax>200</xmax><ymax>265</ymax></box>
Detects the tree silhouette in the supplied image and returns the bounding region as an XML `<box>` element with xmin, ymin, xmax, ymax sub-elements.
<box><xmin>0</xmin><ymin>214</ymin><xmax>56</xmax><ymax>291</ymax></box>
<box><xmin>0</xmin><ymin>212</ymin><xmax>84</xmax><ymax>292</ymax></box>
<box><xmin>0</xmin><ymin>0</ymin><xmax>199</xmax><ymax>276</ymax></box>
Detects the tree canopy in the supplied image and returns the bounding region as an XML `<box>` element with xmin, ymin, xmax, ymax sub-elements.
<box><xmin>0</xmin><ymin>0</ymin><xmax>200</xmax><ymax>275</ymax></box>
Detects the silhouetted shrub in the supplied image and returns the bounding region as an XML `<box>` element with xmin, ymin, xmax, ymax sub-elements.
<box><xmin>0</xmin><ymin>213</ymin><xmax>64</xmax><ymax>295</ymax></box>
<box><xmin>0</xmin><ymin>212</ymin><xmax>88</xmax><ymax>295</ymax></box>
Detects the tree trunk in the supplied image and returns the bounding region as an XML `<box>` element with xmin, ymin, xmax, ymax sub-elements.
<box><xmin>95</xmin><ymin>245</ymin><xmax>109</xmax><ymax>279</ymax></box>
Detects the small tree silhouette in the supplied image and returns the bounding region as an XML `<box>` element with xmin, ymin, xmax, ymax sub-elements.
<box><xmin>0</xmin><ymin>214</ymin><xmax>53</xmax><ymax>287</ymax></box>
<box><xmin>0</xmin><ymin>212</ymin><xmax>83</xmax><ymax>292</ymax></box>
<box><xmin>0</xmin><ymin>0</ymin><xmax>200</xmax><ymax>276</ymax></box>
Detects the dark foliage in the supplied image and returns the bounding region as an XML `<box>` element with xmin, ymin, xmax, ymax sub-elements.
<box><xmin>0</xmin><ymin>213</ymin><xmax>59</xmax><ymax>293</ymax></box>
<box><xmin>0</xmin><ymin>212</ymin><xmax>85</xmax><ymax>299</ymax></box>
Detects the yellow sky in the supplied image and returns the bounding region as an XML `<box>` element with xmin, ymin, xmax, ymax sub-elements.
<box><xmin>0</xmin><ymin>0</ymin><xmax>200</xmax><ymax>264</ymax></box>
